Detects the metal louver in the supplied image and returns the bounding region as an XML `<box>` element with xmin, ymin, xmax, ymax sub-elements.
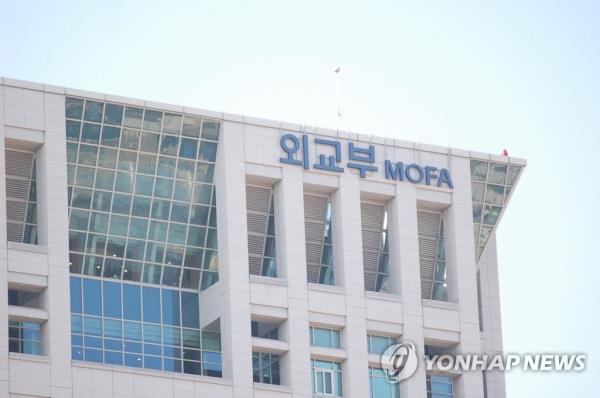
<box><xmin>304</xmin><ymin>194</ymin><xmax>330</xmax><ymax>283</ymax></box>
<box><xmin>4</xmin><ymin>150</ymin><xmax>36</xmax><ymax>243</ymax></box>
<box><xmin>246</xmin><ymin>185</ymin><xmax>275</xmax><ymax>276</ymax></box>
<box><xmin>361</xmin><ymin>202</ymin><xmax>386</xmax><ymax>291</ymax></box>
<box><xmin>417</xmin><ymin>211</ymin><xmax>442</xmax><ymax>299</ymax></box>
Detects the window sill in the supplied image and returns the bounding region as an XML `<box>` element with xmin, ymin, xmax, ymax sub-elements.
<box><xmin>307</xmin><ymin>282</ymin><xmax>345</xmax><ymax>295</ymax></box>
<box><xmin>7</xmin><ymin>241</ymin><xmax>48</xmax><ymax>254</ymax></box>
<box><xmin>365</xmin><ymin>290</ymin><xmax>403</xmax><ymax>303</ymax></box>
<box><xmin>250</xmin><ymin>274</ymin><xmax>288</xmax><ymax>286</ymax></box>
<box><xmin>9</xmin><ymin>352</ymin><xmax>49</xmax><ymax>363</ymax></box>
<box><xmin>253</xmin><ymin>382</ymin><xmax>291</xmax><ymax>393</ymax></box>
<box><xmin>422</xmin><ymin>298</ymin><xmax>459</xmax><ymax>311</ymax></box>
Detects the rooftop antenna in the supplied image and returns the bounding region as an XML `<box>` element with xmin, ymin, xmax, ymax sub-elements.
<box><xmin>334</xmin><ymin>66</ymin><xmax>341</xmax><ymax>133</ymax></box>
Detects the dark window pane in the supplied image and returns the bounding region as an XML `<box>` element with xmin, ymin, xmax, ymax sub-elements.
<box><xmin>123</xmin><ymin>284</ymin><xmax>141</xmax><ymax>321</ymax></box>
<box><xmin>201</xmin><ymin>271</ymin><xmax>219</xmax><ymax>290</ymax></box>
<box><xmin>142</xmin><ymin>287</ymin><xmax>161</xmax><ymax>323</ymax></box>
<box><xmin>66</xmin><ymin>97</ymin><xmax>84</xmax><ymax>119</ymax></box>
<box><xmin>104</xmin><ymin>103</ymin><xmax>124</xmax><ymax>126</ymax></box>
<box><xmin>118</xmin><ymin>150</ymin><xmax>137</xmax><ymax>171</ymax></box>
<box><xmin>103</xmin><ymin>258</ymin><xmax>122</xmax><ymax>279</ymax></box>
<box><xmin>168</xmin><ymin>223</ymin><xmax>187</xmax><ymax>245</ymax></box>
<box><xmin>92</xmin><ymin>191</ymin><xmax>112</xmax><ymax>212</ymax></box>
<box><xmin>69</xmin><ymin>231</ymin><xmax>86</xmax><ymax>253</ymax></box>
<box><xmin>95</xmin><ymin>169</ymin><xmax>115</xmax><ymax>190</ymax></box>
<box><xmin>190</xmin><ymin>205</ymin><xmax>209</xmax><ymax>225</ymax></box>
<box><xmin>205</xmin><ymin>229</ymin><xmax>218</xmax><ymax>249</ymax></box>
<box><xmin>82</xmin><ymin>255</ymin><xmax>103</xmax><ymax>276</ymax></box>
<box><xmin>173</xmin><ymin>181</ymin><xmax>192</xmax><ymax>202</ymax></box>
<box><xmin>198</xmin><ymin>142</ymin><xmax>217</xmax><ymax>162</ymax></box>
<box><xmin>181</xmin><ymin>292</ymin><xmax>199</xmax><ymax>328</ymax></box>
<box><xmin>143</xmin><ymin>110</ymin><xmax>163</xmax><ymax>131</ymax></box>
<box><xmin>112</xmin><ymin>193</ymin><xmax>132</xmax><ymax>214</ymax></box>
<box><xmin>182</xmin><ymin>115</ymin><xmax>201</xmax><ymax>137</ymax></box>
<box><xmin>66</xmin><ymin>120</ymin><xmax>81</xmax><ymax>141</ymax></box>
<box><xmin>72</xmin><ymin>188</ymin><xmax>92</xmax><ymax>209</ymax></box>
<box><xmin>128</xmin><ymin>218</ymin><xmax>148</xmax><ymax>239</ymax></box>
<box><xmin>123</xmin><ymin>261</ymin><xmax>143</xmax><ymax>282</ymax></box>
<box><xmin>124</xmin><ymin>106</ymin><xmax>143</xmax><ymax>128</ymax></box>
<box><xmin>148</xmin><ymin>221</ymin><xmax>168</xmax><ymax>241</ymax></box>
<box><xmin>77</xmin><ymin>145</ymin><xmax>98</xmax><ymax>166</ymax></box>
<box><xmin>145</xmin><ymin>242</ymin><xmax>165</xmax><ymax>263</ymax></box>
<box><xmin>140</xmin><ymin>263</ymin><xmax>160</xmax><ymax>283</ymax></box>
<box><xmin>160</xmin><ymin>136</ymin><xmax>178</xmax><ymax>156</ymax></box>
<box><xmin>115</xmin><ymin>172</ymin><xmax>134</xmax><ymax>193</ymax></box>
<box><xmin>184</xmin><ymin>247</ymin><xmax>203</xmax><ymax>268</ymax></box>
<box><xmin>140</xmin><ymin>132</ymin><xmax>160</xmax><ymax>153</ymax></box>
<box><xmin>201</xmin><ymin>121</ymin><xmax>220</xmax><ymax>140</ymax></box>
<box><xmin>126</xmin><ymin>239</ymin><xmax>145</xmax><ymax>261</ymax></box>
<box><xmin>98</xmin><ymin>147</ymin><xmax>118</xmax><ymax>169</ymax></box>
<box><xmin>101</xmin><ymin>126</ymin><xmax>121</xmax><ymax>147</ymax></box>
<box><xmin>163</xmin><ymin>113</ymin><xmax>182</xmax><ymax>134</ymax></box>
<box><xmin>84</xmin><ymin>100</ymin><xmax>104</xmax><ymax>122</ymax></box>
<box><xmin>171</xmin><ymin>203</ymin><xmax>189</xmax><ymax>223</ymax></box>
<box><xmin>83</xmin><ymin>278</ymin><xmax>101</xmax><ymax>315</ymax></box>
<box><xmin>131</xmin><ymin>197</ymin><xmax>151</xmax><ymax>217</ymax></box>
<box><xmin>179</xmin><ymin>138</ymin><xmax>198</xmax><ymax>159</ymax></box>
<box><xmin>103</xmin><ymin>281</ymin><xmax>122</xmax><ymax>318</ymax></box>
<box><xmin>70</xmin><ymin>277</ymin><xmax>82</xmax><ymax>313</ymax></box>
<box><xmin>195</xmin><ymin>162</ymin><xmax>214</xmax><ymax>183</ymax></box>
<box><xmin>154</xmin><ymin>178</ymin><xmax>173</xmax><ymax>198</ymax></box>
<box><xmin>157</xmin><ymin>157</ymin><xmax>176</xmax><ymax>178</ymax></box>
<box><xmin>165</xmin><ymin>244</ymin><xmax>184</xmax><ymax>265</ymax></box>
<box><xmin>121</xmin><ymin>129</ymin><xmax>140</xmax><ymax>150</ymax></box>
<box><xmin>181</xmin><ymin>269</ymin><xmax>201</xmax><ymax>290</ymax></box>
<box><xmin>89</xmin><ymin>212</ymin><xmax>109</xmax><ymax>234</ymax></box>
<box><xmin>192</xmin><ymin>183</ymin><xmax>212</xmax><ymax>204</ymax></box>
<box><xmin>69</xmin><ymin>209</ymin><xmax>89</xmax><ymax>230</ymax></box>
<box><xmin>162</xmin><ymin>266</ymin><xmax>181</xmax><ymax>287</ymax></box>
<box><xmin>187</xmin><ymin>226</ymin><xmax>206</xmax><ymax>247</ymax></box>
<box><xmin>106</xmin><ymin>236</ymin><xmax>126</xmax><ymax>258</ymax></box>
<box><xmin>151</xmin><ymin>199</ymin><xmax>171</xmax><ymax>220</ymax></box>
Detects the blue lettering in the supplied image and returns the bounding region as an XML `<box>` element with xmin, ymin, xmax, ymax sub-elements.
<box><xmin>384</xmin><ymin>160</ymin><xmax>404</xmax><ymax>181</ymax></box>
<box><xmin>424</xmin><ymin>166</ymin><xmax>438</xmax><ymax>185</ymax></box>
<box><xmin>438</xmin><ymin>169</ymin><xmax>453</xmax><ymax>188</ymax></box>
<box><xmin>405</xmin><ymin>164</ymin><xmax>424</xmax><ymax>184</ymax></box>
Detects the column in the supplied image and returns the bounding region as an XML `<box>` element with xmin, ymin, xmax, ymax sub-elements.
<box><xmin>215</xmin><ymin>120</ymin><xmax>253</xmax><ymax>397</ymax></box>
<box><xmin>0</xmin><ymin>82</ymin><xmax>10</xmax><ymax>396</ymax></box>
<box><xmin>389</xmin><ymin>182</ymin><xmax>428</xmax><ymax>396</ymax></box>
<box><xmin>275</xmin><ymin>167</ymin><xmax>312</xmax><ymax>397</ymax></box>
<box><xmin>333</xmin><ymin>173</ymin><xmax>369</xmax><ymax>398</ymax></box>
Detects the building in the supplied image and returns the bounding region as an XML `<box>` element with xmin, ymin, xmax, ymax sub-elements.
<box><xmin>0</xmin><ymin>77</ymin><xmax>525</xmax><ymax>398</ymax></box>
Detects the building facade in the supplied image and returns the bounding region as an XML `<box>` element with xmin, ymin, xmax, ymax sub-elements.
<box><xmin>0</xmin><ymin>77</ymin><xmax>525</xmax><ymax>398</ymax></box>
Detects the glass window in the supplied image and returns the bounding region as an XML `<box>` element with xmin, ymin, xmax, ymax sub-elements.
<box><xmin>182</xmin><ymin>116</ymin><xmax>201</xmax><ymax>137</ymax></box>
<box><xmin>112</xmin><ymin>194</ymin><xmax>132</xmax><ymax>214</ymax></box>
<box><xmin>179</xmin><ymin>138</ymin><xmax>198</xmax><ymax>159</ymax></box>
<box><xmin>181</xmin><ymin>269</ymin><xmax>201</xmax><ymax>290</ymax></box>
<box><xmin>128</xmin><ymin>218</ymin><xmax>148</xmax><ymax>239</ymax></box>
<box><xmin>151</xmin><ymin>199</ymin><xmax>171</xmax><ymax>220</ymax></box>
<box><xmin>427</xmin><ymin>375</ymin><xmax>453</xmax><ymax>398</ymax></box>
<box><xmin>252</xmin><ymin>352</ymin><xmax>280</xmax><ymax>385</ymax></box>
<box><xmin>72</xmin><ymin>188</ymin><xmax>92</xmax><ymax>209</ymax></box>
<box><xmin>83</xmin><ymin>278</ymin><xmax>101</xmax><ymax>315</ymax></box>
<box><xmin>84</xmin><ymin>100</ymin><xmax>104</xmax><ymax>122</ymax></box>
<box><xmin>367</xmin><ymin>334</ymin><xmax>397</xmax><ymax>355</ymax></box>
<box><xmin>101</xmin><ymin>126</ymin><xmax>121</xmax><ymax>147</ymax></box>
<box><xmin>201</xmin><ymin>121</ymin><xmax>220</xmax><ymax>141</ymax></box>
<box><xmin>195</xmin><ymin>162</ymin><xmax>214</xmax><ymax>183</ymax></box>
<box><xmin>66</xmin><ymin>97</ymin><xmax>84</xmax><ymax>119</ymax></box>
<box><xmin>123</xmin><ymin>261</ymin><xmax>143</xmax><ymax>282</ymax></box>
<box><xmin>174</xmin><ymin>181</ymin><xmax>192</xmax><ymax>202</ymax></box>
<box><xmin>123</xmin><ymin>106</ymin><xmax>143</xmax><ymax>128</ymax></box>
<box><xmin>9</xmin><ymin>321</ymin><xmax>42</xmax><ymax>355</ymax></box>
<box><xmin>115</xmin><ymin>172</ymin><xmax>134</xmax><ymax>193</ymax></box>
<box><xmin>66</xmin><ymin>120</ymin><xmax>81</xmax><ymax>141</ymax></box>
<box><xmin>160</xmin><ymin>135</ymin><xmax>179</xmax><ymax>156</ymax></box>
<box><xmin>310</xmin><ymin>327</ymin><xmax>341</xmax><ymax>349</ymax></box>
<box><xmin>118</xmin><ymin>150</ymin><xmax>137</xmax><ymax>171</ymax></box>
<box><xmin>369</xmin><ymin>367</ymin><xmax>400</xmax><ymax>398</ymax></box>
<box><xmin>142</xmin><ymin>287</ymin><xmax>161</xmax><ymax>323</ymax></box>
<box><xmin>95</xmin><ymin>169</ymin><xmax>115</xmax><ymax>190</ymax></box>
<box><xmin>135</xmin><ymin>174</ymin><xmax>154</xmax><ymax>196</ymax></box>
<box><xmin>103</xmin><ymin>258</ymin><xmax>122</xmax><ymax>279</ymax></box>
<box><xmin>103</xmin><ymin>281</ymin><xmax>122</xmax><ymax>318</ymax></box>
<box><xmin>311</xmin><ymin>359</ymin><xmax>343</xmax><ymax>397</ymax></box>
<box><xmin>162</xmin><ymin>266</ymin><xmax>181</xmax><ymax>286</ymax></box>
<box><xmin>157</xmin><ymin>156</ymin><xmax>176</xmax><ymax>178</ymax></box>
<box><xmin>126</xmin><ymin>239</ymin><xmax>145</xmax><ymax>261</ymax></box>
<box><xmin>98</xmin><ymin>147</ymin><xmax>118</xmax><ymax>169</ymax></box>
<box><xmin>154</xmin><ymin>178</ymin><xmax>173</xmax><ymax>198</ymax></box>
<box><xmin>163</xmin><ymin>113</ymin><xmax>182</xmax><ymax>134</ymax></box>
<box><xmin>78</xmin><ymin>145</ymin><xmax>98</xmax><ymax>166</ymax></box>
<box><xmin>161</xmin><ymin>289</ymin><xmax>180</xmax><ymax>326</ymax></box>
<box><xmin>104</xmin><ymin>103</ymin><xmax>124</xmax><ymax>126</ymax></box>
<box><xmin>120</xmin><ymin>129</ymin><xmax>141</xmax><ymax>150</ymax></box>
<box><xmin>198</xmin><ymin>141</ymin><xmax>217</xmax><ymax>162</ymax></box>
<box><xmin>131</xmin><ymin>197</ymin><xmax>151</xmax><ymax>217</ymax></box>
<box><xmin>70</xmin><ymin>277</ymin><xmax>82</xmax><ymax>313</ymax></box>
<box><xmin>140</xmin><ymin>132</ymin><xmax>160</xmax><ymax>153</ymax></box>
<box><xmin>143</xmin><ymin>110</ymin><xmax>163</xmax><ymax>131</ymax></box>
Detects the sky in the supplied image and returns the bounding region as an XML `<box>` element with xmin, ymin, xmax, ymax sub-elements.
<box><xmin>1</xmin><ymin>0</ymin><xmax>599</xmax><ymax>395</ymax></box>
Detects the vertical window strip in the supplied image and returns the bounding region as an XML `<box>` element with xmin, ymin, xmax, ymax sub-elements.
<box><xmin>304</xmin><ymin>194</ymin><xmax>334</xmax><ymax>285</ymax></box>
<box><xmin>5</xmin><ymin>150</ymin><xmax>38</xmax><ymax>244</ymax></box>
<box><xmin>417</xmin><ymin>211</ymin><xmax>448</xmax><ymax>301</ymax></box>
<box><xmin>361</xmin><ymin>202</ymin><xmax>390</xmax><ymax>292</ymax></box>
<box><xmin>426</xmin><ymin>375</ymin><xmax>453</xmax><ymax>398</ymax></box>
<box><xmin>252</xmin><ymin>351</ymin><xmax>280</xmax><ymax>385</ymax></box>
<box><xmin>246</xmin><ymin>185</ymin><xmax>277</xmax><ymax>277</ymax></box>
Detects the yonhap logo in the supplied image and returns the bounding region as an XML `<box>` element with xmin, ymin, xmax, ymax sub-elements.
<box><xmin>380</xmin><ymin>342</ymin><xmax>419</xmax><ymax>382</ymax></box>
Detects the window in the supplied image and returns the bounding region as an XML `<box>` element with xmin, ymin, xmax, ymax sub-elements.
<box><xmin>427</xmin><ymin>375</ymin><xmax>453</xmax><ymax>398</ymax></box>
<box><xmin>9</xmin><ymin>321</ymin><xmax>42</xmax><ymax>355</ymax></box>
<box><xmin>5</xmin><ymin>150</ymin><xmax>38</xmax><ymax>244</ymax></box>
<box><xmin>65</xmin><ymin>97</ymin><xmax>220</xmax><ymax>292</ymax></box>
<box><xmin>70</xmin><ymin>276</ymin><xmax>222</xmax><ymax>377</ymax></box>
<box><xmin>246</xmin><ymin>185</ymin><xmax>277</xmax><ymax>277</ymax></box>
<box><xmin>310</xmin><ymin>327</ymin><xmax>341</xmax><ymax>349</ymax></box>
<box><xmin>311</xmin><ymin>359</ymin><xmax>343</xmax><ymax>396</ymax></box>
<box><xmin>251</xmin><ymin>320</ymin><xmax>279</xmax><ymax>340</ymax></box>
<box><xmin>369</xmin><ymin>367</ymin><xmax>399</xmax><ymax>398</ymax></box>
<box><xmin>252</xmin><ymin>352</ymin><xmax>280</xmax><ymax>385</ymax></box>
<box><xmin>367</xmin><ymin>334</ymin><xmax>397</xmax><ymax>355</ymax></box>
<box><xmin>304</xmin><ymin>194</ymin><xmax>334</xmax><ymax>285</ymax></box>
<box><xmin>360</xmin><ymin>203</ymin><xmax>391</xmax><ymax>292</ymax></box>
<box><xmin>470</xmin><ymin>160</ymin><xmax>521</xmax><ymax>260</ymax></box>
<box><xmin>417</xmin><ymin>211</ymin><xmax>448</xmax><ymax>301</ymax></box>
<box><xmin>8</xmin><ymin>289</ymin><xmax>42</xmax><ymax>308</ymax></box>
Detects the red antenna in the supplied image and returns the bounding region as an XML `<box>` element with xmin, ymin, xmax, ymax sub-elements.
<box><xmin>501</xmin><ymin>148</ymin><xmax>509</xmax><ymax>156</ymax></box>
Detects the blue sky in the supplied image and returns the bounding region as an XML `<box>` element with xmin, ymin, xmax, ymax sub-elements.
<box><xmin>2</xmin><ymin>1</ymin><xmax>598</xmax><ymax>395</ymax></box>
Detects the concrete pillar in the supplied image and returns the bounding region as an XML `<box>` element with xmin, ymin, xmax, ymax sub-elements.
<box><xmin>215</xmin><ymin>120</ymin><xmax>253</xmax><ymax>397</ymax></box>
<box><xmin>445</xmin><ymin>156</ymin><xmax>484</xmax><ymax>398</ymax></box>
<box><xmin>274</xmin><ymin>168</ymin><xmax>311</xmax><ymax>397</ymax></box>
<box><xmin>389</xmin><ymin>183</ymin><xmax>428</xmax><ymax>396</ymax></box>
<box><xmin>333</xmin><ymin>173</ymin><xmax>369</xmax><ymax>398</ymax></box>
